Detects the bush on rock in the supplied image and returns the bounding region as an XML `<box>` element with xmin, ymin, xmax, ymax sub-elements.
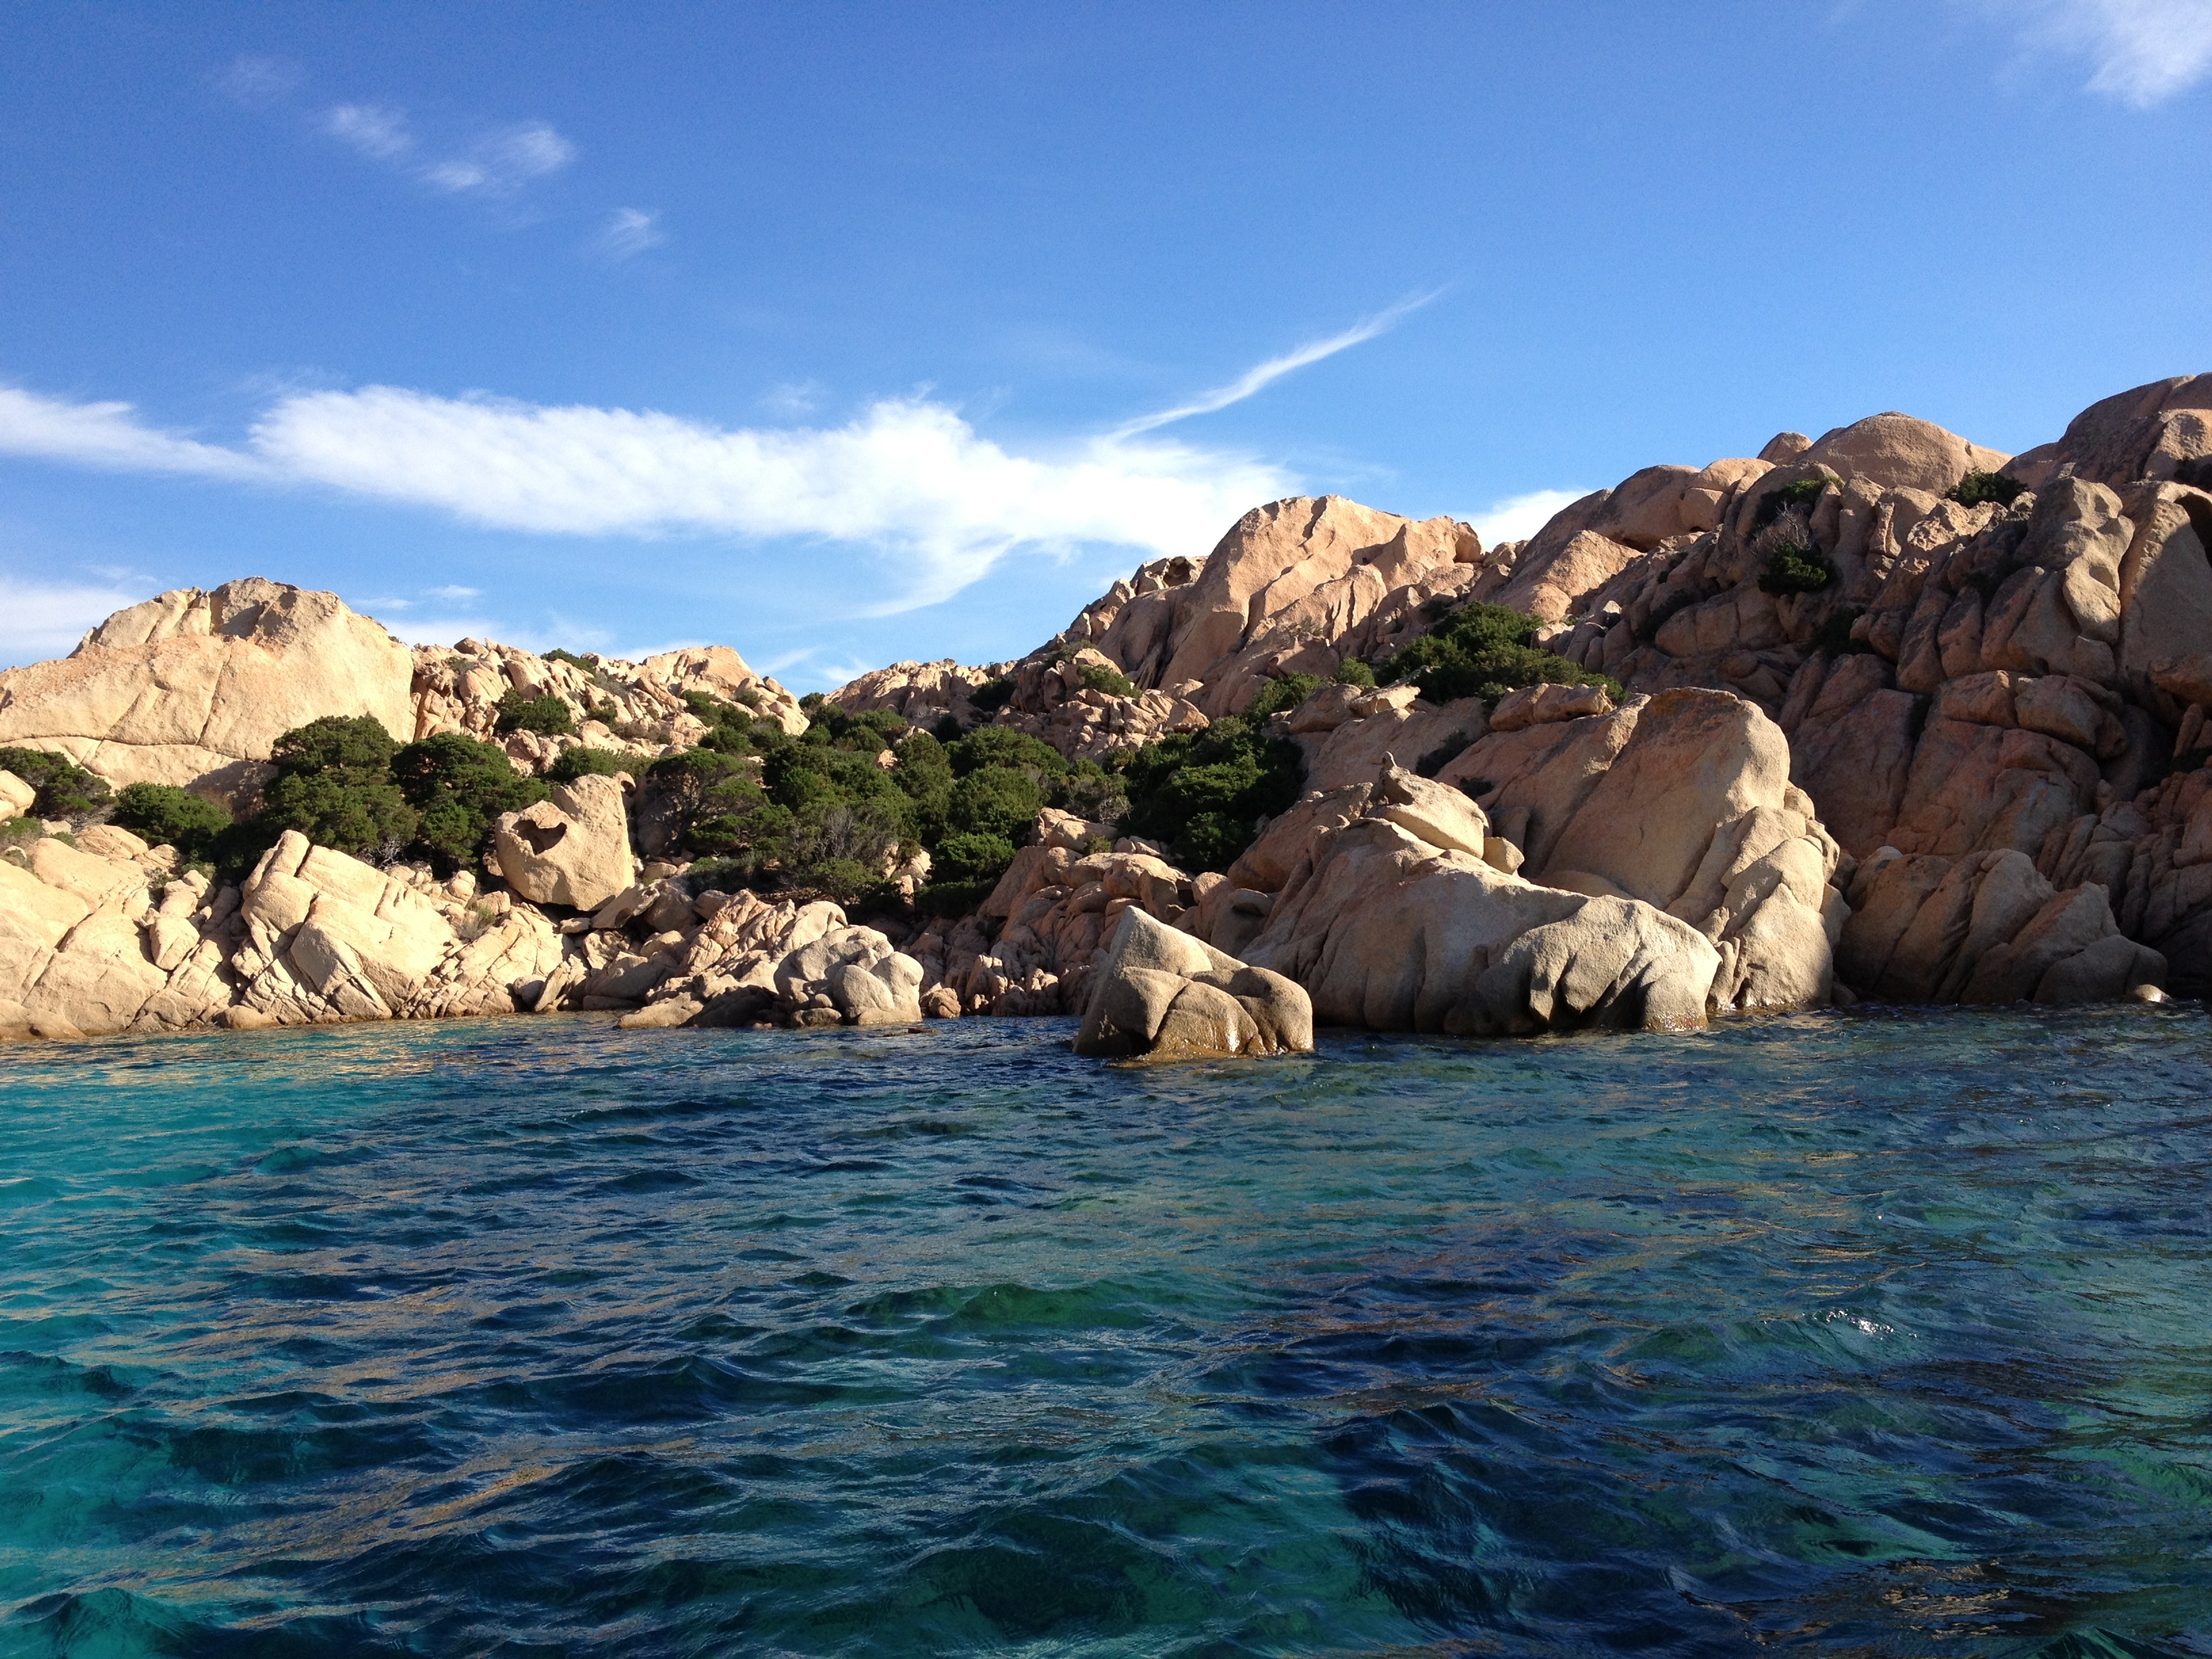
<box><xmin>1377</xmin><ymin>602</ymin><xmax>1620</xmax><ymax>704</ymax></box>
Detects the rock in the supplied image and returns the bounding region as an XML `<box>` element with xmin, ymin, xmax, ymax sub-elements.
<box><xmin>1244</xmin><ymin>818</ymin><xmax>1719</xmax><ymax>1036</ymax></box>
<box><xmin>1839</xmin><ymin>846</ymin><xmax>2162</xmax><ymax>1004</ymax></box>
<box><xmin>775</xmin><ymin>924</ymin><xmax>924</xmax><ymax>1025</ymax></box>
<box><xmin>1370</xmin><ymin>764</ymin><xmax>1491</xmax><ymax>857</ymax></box>
<box><xmin>491</xmin><ymin>775</ymin><xmax>634</xmax><ymax>911</ymax></box>
<box><xmin>0</xmin><ymin>771</ymin><xmax>34</xmax><ymax>818</ymax></box>
<box><xmin>1797</xmin><ymin>412</ymin><xmax>2010</xmax><ymax>496</ymax></box>
<box><xmin>2014</xmin><ymin>373</ymin><xmax>2211</xmax><ymax>490</ymax></box>
<box><xmin>1488</xmin><ymin>682</ymin><xmax>1615</xmax><ymax>733</ymax></box>
<box><xmin>0</xmin><ymin>579</ymin><xmax>416</xmax><ymax>806</ymax></box>
<box><xmin>1074</xmin><ymin>908</ymin><xmax>1312</xmax><ymax>1060</ymax></box>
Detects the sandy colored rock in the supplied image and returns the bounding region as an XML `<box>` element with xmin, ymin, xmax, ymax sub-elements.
<box><xmin>1074</xmin><ymin>907</ymin><xmax>1311</xmax><ymax>1059</ymax></box>
<box><xmin>1244</xmin><ymin>818</ymin><xmax>1718</xmax><ymax>1036</ymax></box>
<box><xmin>0</xmin><ymin>579</ymin><xmax>415</xmax><ymax>804</ymax></box>
<box><xmin>1798</xmin><ymin>412</ymin><xmax>2010</xmax><ymax>497</ymax></box>
<box><xmin>491</xmin><ymin>774</ymin><xmax>634</xmax><ymax>911</ymax></box>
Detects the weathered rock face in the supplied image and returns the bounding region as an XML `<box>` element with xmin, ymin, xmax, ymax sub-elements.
<box><xmin>2005</xmin><ymin>374</ymin><xmax>2212</xmax><ymax>491</ymax></box>
<box><xmin>1074</xmin><ymin>907</ymin><xmax>1312</xmax><ymax>1060</ymax></box>
<box><xmin>0</xmin><ymin>579</ymin><xmax>416</xmax><ymax>806</ymax></box>
<box><xmin>1244</xmin><ymin>817</ymin><xmax>1720</xmax><ymax>1036</ymax></box>
<box><xmin>490</xmin><ymin>775</ymin><xmax>635</xmax><ymax>911</ymax></box>
<box><xmin>410</xmin><ymin>638</ymin><xmax>804</xmax><ymax>775</ymax></box>
<box><xmin>1064</xmin><ymin>497</ymin><xmax>1483</xmax><ymax>718</ymax></box>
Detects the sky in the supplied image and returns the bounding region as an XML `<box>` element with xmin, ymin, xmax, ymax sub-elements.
<box><xmin>2</xmin><ymin>2</ymin><xmax>2209</xmax><ymax>689</ymax></box>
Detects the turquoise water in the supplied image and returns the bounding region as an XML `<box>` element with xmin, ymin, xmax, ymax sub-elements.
<box><xmin>2</xmin><ymin>1008</ymin><xmax>2209</xmax><ymax>1657</ymax></box>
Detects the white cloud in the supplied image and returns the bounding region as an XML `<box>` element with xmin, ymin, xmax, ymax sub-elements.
<box><xmin>426</xmin><ymin>583</ymin><xmax>480</xmax><ymax>601</ymax></box>
<box><xmin>321</xmin><ymin>103</ymin><xmax>413</xmax><ymax>160</ymax></box>
<box><xmin>1988</xmin><ymin>0</ymin><xmax>2212</xmax><ymax>104</ymax></box>
<box><xmin>0</xmin><ymin>575</ymin><xmax>148</xmax><ymax>668</ymax></box>
<box><xmin>1114</xmin><ymin>289</ymin><xmax>1443</xmax><ymax>436</ymax></box>
<box><xmin>0</xmin><ymin>381</ymin><xmax>1291</xmax><ymax>613</ymax></box>
<box><xmin>1469</xmin><ymin>488</ymin><xmax>1588</xmax><ymax>547</ymax></box>
<box><xmin>0</xmin><ymin>387</ymin><xmax>264</xmax><ymax>480</ymax></box>
<box><xmin>426</xmin><ymin>123</ymin><xmax>577</xmax><ymax>194</ymax></box>
<box><xmin>596</xmin><ymin>207</ymin><xmax>665</xmax><ymax>260</ymax></box>
<box><xmin>760</xmin><ymin>382</ymin><xmax>825</xmax><ymax>418</ymax></box>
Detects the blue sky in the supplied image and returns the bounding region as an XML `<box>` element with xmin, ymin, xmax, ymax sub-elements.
<box><xmin>3</xmin><ymin>1</ymin><xmax>2208</xmax><ymax>688</ymax></box>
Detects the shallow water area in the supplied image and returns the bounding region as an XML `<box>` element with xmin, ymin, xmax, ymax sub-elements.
<box><xmin>2</xmin><ymin>1004</ymin><xmax>2209</xmax><ymax>1656</ymax></box>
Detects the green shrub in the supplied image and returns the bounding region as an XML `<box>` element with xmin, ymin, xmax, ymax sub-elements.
<box><xmin>1377</xmin><ymin>602</ymin><xmax>1621</xmax><ymax>704</ymax></box>
<box><xmin>1949</xmin><ymin>470</ymin><xmax>2026</xmax><ymax>508</ymax></box>
<box><xmin>0</xmin><ymin>746</ymin><xmax>114</xmax><ymax>822</ymax></box>
<box><xmin>1247</xmin><ymin>674</ymin><xmax>1322</xmax><ymax>720</ymax></box>
<box><xmin>1117</xmin><ymin>714</ymin><xmax>1303</xmax><ymax>873</ymax></box>
<box><xmin>967</xmin><ymin>676</ymin><xmax>1015</xmax><ymax>718</ymax></box>
<box><xmin>947</xmin><ymin>724</ymin><xmax>1066</xmax><ymax>780</ymax></box>
<box><xmin>1752</xmin><ymin>476</ymin><xmax>1830</xmax><ymax>532</ymax></box>
<box><xmin>255</xmin><ymin>717</ymin><xmax>415</xmax><ymax>863</ymax></box>
<box><xmin>546</xmin><ymin>746</ymin><xmax>627</xmax><ymax>784</ymax></box>
<box><xmin>1080</xmin><ymin>662</ymin><xmax>1136</xmax><ymax>698</ymax></box>
<box><xmin>1758</xmin><ymin>542</ymin><xmax>1837</xmax><ymax>596</ymax></box>
<box><xmin>495</xmin><ymin>690</ymin><xmax>577</xmax><ymax>736</ymax></box>
<box><xmin>930</xmin><ymin>830</ymin><xmax>1018</xmax><ymax>886</ymax></box>
<box><xmin>392</xmin><ymin>733</ymin><xmax>548</xmax><ymax>872</ymax></box>
<box><xmin>541</xmin><ymin>648</ymin><xmax>596</xmax><ymax>671</ymax></box>
<box><xmin>112</xmin><ymin>783</ymin><xmax>231</xmax><ymax>863</ymax></box>
<box><xmin>890</xmin><ymin>731</ymin><xmax>954</xmax><ymax>844</ymax></box>
<box><xmin>2</xmin><ymin>816</ymin><xmax>45</xmax><ymax>848</ymax></box>
<box><xmin>948</xmin><ymin>765</ymin><xmax>1046</xmax><ymax>841</ymax></box>
<box><xmin>1332</xmin><ymin>658</ymin><xmax>1376</xmax><ymax>688</ymax></box>
<box><xmin>790</xmin><ymin>857</ymin><xmax>893</xmax><ymax>906</ymax></box>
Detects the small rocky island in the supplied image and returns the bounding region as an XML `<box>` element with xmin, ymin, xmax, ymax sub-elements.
<box><xmin>2</xmin><ymin>373</ymin><xmax>2207</xmax><ymax>1052</ymax></box>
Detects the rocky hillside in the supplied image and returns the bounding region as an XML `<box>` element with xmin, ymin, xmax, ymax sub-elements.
<box><xmin>1</xmin><ymin>371</ymin><xmax>2205</xmax><ymax>1046</ymax></box>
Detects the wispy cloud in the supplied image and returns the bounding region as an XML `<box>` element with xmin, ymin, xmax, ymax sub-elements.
<box><xmin>1114</xmin><ymin>289</ymin><xmax>1444</xmax><ymax>437</ymax></box>
<box><xmin>0</xmin><ymin>381</ymin><xmax>1292</xmax><ymax>613</ymax></box>
<box><xmin>1469</xmin><ymin>488</ymin><xmax>1589</xmax><ymax>547</ymax></box>
<box><xmin>426</xmin><ymin>123</ymin><xmax>577</xmax><ymax>194</ymax></box>
<box><xmin>426</xmin><ymin>583</ymin><xmax>480</xmax><ymax>601</ymax></box>
<box><xmin>1984</xmin><ymin>0</ymin><xmax>2212</xmax><ymax>104</ymax></box>
<box><xmin>0</xmin><ymin>574</ymin><xmax>150</xmax><ymax>668</ymax></box>
<box><xmin>0</xmin><ymin>387</ymin><xmax>266</xmax><ymax>479</ymax></box>
<box><xmin>321</xmin><ymin>102</ymin><xmax>413</xmax><ymax>160</ymax></box>
<box><xmin>596</xmin><ymin>207</ymin><xmax>665</xmax><ymax>259</ymax></box>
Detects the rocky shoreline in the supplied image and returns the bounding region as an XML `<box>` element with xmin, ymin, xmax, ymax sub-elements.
<box><xmin>3</xmin><ymin>373</ymin><xmax>2207</xmax><ymax>1052</ymax></box>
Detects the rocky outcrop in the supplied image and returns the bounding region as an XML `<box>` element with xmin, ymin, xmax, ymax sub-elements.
<box><xmin>0</xmin><ymin>579</ymin><xmax>417</xmax><ymax>807</ymax></box>
<box><xmin>1073</xmin><ymin>907</ymin><xmax>1312</xmax><ymax>1060</ymax></box>
<box><xmin>489</xmin><ymin>775</ymin><xmax>635</xmax><ymax>911</ymax></box>
<box><xmin>1059</xmin><ymin>498</ymin><xmax>1483</xmax><ymax>718</ymax></box>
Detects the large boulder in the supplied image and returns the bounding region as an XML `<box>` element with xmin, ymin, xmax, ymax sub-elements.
<box><xmin>0</xmin><ymin>579</ymin><xmax>416</xmax><ymax>806</ymax></box>
<box><xmin>1244</xmin><ymin>818</ymin><xmax>1719</xmax><ymax>1036</ymax></box>
<box><xmin>490</xmin><ymin>775</ymin><xmax>634</xmax><ymax>911</ymax></box>
<box><xmin>1075</xmin><ymin>907</ymin><xmax>1313</xmax><ymax>1059</ymax></box>
<box><xmin>2006</xmin><ymin>374</ymin><xmax>2212</xmax><ymax>491</ymax></box>
<box><xmin>1797</xmin><ymin>412</ymin><xmax>2011</xmax><ymax>497</ymax></box>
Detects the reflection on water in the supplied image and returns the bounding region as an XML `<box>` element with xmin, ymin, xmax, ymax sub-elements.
<box><xmin>2</xmin><ymin>1005</ymin><xmax>2209</xmax><ymax>1655</ymax></box>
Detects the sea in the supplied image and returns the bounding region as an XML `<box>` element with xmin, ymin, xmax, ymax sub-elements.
<box><xmin>1</xmin><ymin>1006</ymin><xmax>2209</xmax><ymax>1656</ymax></box>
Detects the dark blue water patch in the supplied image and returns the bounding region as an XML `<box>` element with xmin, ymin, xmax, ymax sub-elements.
<box><xmin>1</xmin><ymin>1006</ymin><xmax>2210</xmax><ymax>1655</ymax></box>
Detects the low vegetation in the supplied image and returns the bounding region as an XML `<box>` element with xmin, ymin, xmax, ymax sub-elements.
<box><xmin>1948</xmin><ymin>470</ymin><xmax>2026</xmax><ymax>508</ymax></box>
<box><xmin>0</xmin><ymin>746</ymin><xmax>112</xmax><ymax>823</ymax></box>
<box><xmin>1758</xmin><ymin>541</ymin><xmax>1839</xmax><ymax>596</ymax></box>
<box><xmin>1117</xmin><ymin>715</ymin><xmax>1303</xmax><ymax>873</ymax></box>
<box><xmin>1375</xmin><ymin>602</ymin><xmax>1620</xmax><ymax>704</ymax></box>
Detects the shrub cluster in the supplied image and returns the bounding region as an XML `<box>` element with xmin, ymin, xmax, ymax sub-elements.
<box><xmin>1080</xmin><ymin>662</ymin><xmax>1136</xmax><ymax>698</ymax></box>
<box><xmin>1375</xmin><ymin>602</ymin><xmax>1620</xmax><ymax>704</ymax></box>
<box><xmin>1948</xmin><ymin>470</ymin><xmax>2026</xmax><ymax>508</ymax></box>
<box><xmin>0</xmin><ymin>746</ymin><xmax>112</xmax><ymax>823</ymax></box>
<box><xmin>495</xmin><ymin>689</ymin><xmax>577</xmax><ymax>736</ymax></box>
<box><xmin>1758</xmin><ymin>543</ymin><xmax>1838</xmax><ymax>596</ymax></box>
<box><xmin>1117</xmin><ymin>715</ymin><xmax>1303</xmax><ymax>873</ymax></box>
